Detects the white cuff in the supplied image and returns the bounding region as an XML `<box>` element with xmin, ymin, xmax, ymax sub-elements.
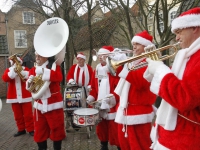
<box><xmin>150</xmin><ymin>64</ymin><xmax>172</xmax><ymax>95</ymax></box>
<box><xmin>86</xmin><ymin>95</ymin><xmax>95</xmax><ymax>103</ymax></box>
<box><xmin>8</xmin><ymin>68</ymin><xmax>17</xmax><ymax>79</ymax></box>
<box><xmin>42</xmin><ymin>68</ymin><xmax>50</xmax><ymax>81</ymax></box>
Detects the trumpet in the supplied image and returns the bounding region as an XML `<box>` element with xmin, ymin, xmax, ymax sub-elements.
<box><xmin>107</xmin><ymin>43</ymin><xmax>180</xmax><ymax>76</ymax></box>
<box><xmin>92</xmin><ymin>48</ymin><xmax>133</xmax><ymax>61</ymax></box>
<box><xmin>9</xmin><ymin>54</ymin><xmax>25</xmax><ymax>82</ymax></box>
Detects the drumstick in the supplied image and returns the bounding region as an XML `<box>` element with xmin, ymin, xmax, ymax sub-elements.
<box><xmin>88</xmin><ymin>95</ymin><xmax>113</xmax><ymax>105</ymax></box>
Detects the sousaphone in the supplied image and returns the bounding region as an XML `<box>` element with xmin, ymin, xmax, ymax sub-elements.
<box><xmin>30</xmin><ymin>17</ymin><xmax>69</xmax><ymax>100</ymax></box>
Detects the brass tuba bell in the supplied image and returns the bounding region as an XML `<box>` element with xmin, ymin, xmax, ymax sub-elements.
<box><xmin>8</xmin><ymin>54</ymin><xmax>25</xmax><ymax>82</ymax></box>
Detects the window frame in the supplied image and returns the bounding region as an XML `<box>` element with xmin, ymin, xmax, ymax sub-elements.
<box><xmin>14</xmin><ymin>30</ymin><xmax>27</xmax><ymax>48</ymax></box>
<box><xmin>22</xmin><ymin>11</ymin><xmax>35</xmax><ymax>24</ymax></box>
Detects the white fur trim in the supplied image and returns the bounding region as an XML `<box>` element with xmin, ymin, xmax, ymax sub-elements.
<box><xmin>33</xmin><ymin>101</ymin><xmax>63</xmax><ymax>113</ymax></box>
<box><xmin>87</xmin><ymin>95</ymin><xmax>95</xmax><ymax>103</ymax></box>
<box><xmin>131</xmin><ymin>36</ymin><xmax>153</xmax><ymax>46</ymax></box>
<box><xmin>106</xmin><ymin>112</ymin><xmax>116</xmax><ymax>120</ymax></box>
<box><xmin>171</xmin><ymin>14</ymin><xmax>200</xmax><ymax>33</ymax></box>
<box><xmin>42</xmin><ymin>68</ymin><xmax>51</xmax><ymax>81</ymax></box>
<box><xmin>115</xmin><ymin>107</ymin><xmax>155</xmax><ymax>125</ymax></box>
<box><xmin>150</xmin><ymin>64</ymin><xmax>172</xmax><ymax>95</ymax></box>
<box><xmin>152</xmin><ymin>141</ymin><xmax>170</xmax><ymax>150</ymax></box>
<box><xmin>118</xmin><ymin>63</ymin><xmax>129</xmax><ymax>79</ymax></box>
<box><xmin>8</xmin><ymin>67</ymin><xmax>17</xmax><ymax>79</ymax></box>
<box><xmin>6</xmin><ymin>97</ymin><xmax>32</xmax><ymax>103</ymax></box>
<box><xmin>77</xmin><ymin>54</ymin><xmax>86</xmax><ymax>60</ymax></box>
<box><xmin>98</xmin><ymin>48</ymin><xmax>110</xmax><ymax>54</ymax></box>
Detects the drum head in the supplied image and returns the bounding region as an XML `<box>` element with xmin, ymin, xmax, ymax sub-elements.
<box><xmin>74</xmin><ymin>108</ymin><xmax>98</xmax><ymax>115</ymax></box>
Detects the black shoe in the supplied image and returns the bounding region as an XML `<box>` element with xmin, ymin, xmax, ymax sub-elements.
<box><xmin>13</xmin><ymin>130</ymin><xmax>26</xmax><ymax>137</ymax></box>
<box><xmin>29</xmin><ymin>131</ymin><xmax>34</xmax><ymax>136</ymax></box>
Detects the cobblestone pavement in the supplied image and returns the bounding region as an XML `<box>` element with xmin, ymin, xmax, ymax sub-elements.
<box><xmin>0</xmin><ymin>99</ymin><xmax>118</xmax><ymax>150</ymax></box>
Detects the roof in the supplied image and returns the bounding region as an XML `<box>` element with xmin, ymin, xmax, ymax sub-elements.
<box><xmin>74</xmin><ymin>16</ymin><xmax>120</xmax><ymax>51</ymax></box>
<box><xmin>0</xmin><ymin>36</ymin><xmax>8</xmax><ymax>55</ymax></box>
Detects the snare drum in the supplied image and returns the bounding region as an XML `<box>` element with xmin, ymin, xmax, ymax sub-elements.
<box><xmin>73</xmin><ymin>108</ymin><xmax>99</xmax><ymax>127</ymax></box>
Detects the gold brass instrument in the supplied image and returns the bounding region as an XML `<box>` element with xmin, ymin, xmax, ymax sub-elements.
<box><xmin>9</xmin><ymin>54</ymin><xmax>25</xmax><ymax>82</ymax></box>
<box><xmin>29</xmin><ymin>17</ymin><xmax>69</xmax><ymax>100</ymax></box>
<box><xmin>106</xmin><ymin>43</ymin><xmax>180</xmax><ymax>76</ymax></box>
<box><xmin>28</xmin><ymin>74</ymin><xmax>44</xmax><ymax>94</ymax></box>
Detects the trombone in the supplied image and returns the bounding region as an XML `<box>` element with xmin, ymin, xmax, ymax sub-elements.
<box><xmin>107</xmin><ymin>43</ymin><xmax>180</xmax><ymax>76</ymax></box>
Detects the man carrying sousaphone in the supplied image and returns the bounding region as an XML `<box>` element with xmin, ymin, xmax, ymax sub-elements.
<box><xmin>26</xmin><ymin>52</ymin><xmax>66</xmax><ymax>150</ymax></box>
<box><xmin>26</xmin><ymin>17</ymin><xmax>68</xmax><ymax>150</ymax></box>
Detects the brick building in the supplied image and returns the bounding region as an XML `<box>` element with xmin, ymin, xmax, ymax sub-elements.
<box><xmin>0</xmin><ymin>10</ymin><xmax>9</xmax><ymax>98</ymax></box>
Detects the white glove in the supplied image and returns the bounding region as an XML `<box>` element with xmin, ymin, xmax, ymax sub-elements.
<box><xmin>26</xmin><ymin>75</ymin><xmax>34</xmax><ymax>90</ymax></box>
<box><xmin>27</xmin><ymin>75</ymin><xmax>34</xmax><ymax>83</ymax></box>
<box><xmin>100</xmin><ymin>98</ymin><xmax>110</xmax><ymax>110</ymax></box>
<box><xmin>8</xmin><ymin>66</ymin><xmax>17</xmax><ymax>79</ymax></box>
<box><xmin>143</xmin><ymin>68</ymin><xmax>154</xmax><ymax>82</ymax></box>
<box><xmin>35</xmin><ymin>67</ymin><xmax>43</xmax><ymax>75</ymax></box>
<box><xmin>68</xmin><ymin>79</ymin><xmax>76</xmax><ymax>85</ymax></box>
<box><xmin>146</xmin><ymin>58</ymin><xmax>163</xmax><ymax>75</ymax></box>
<box><xmin>110</xmin><ymin>53</ymin><xmax>127</xmax><ymax>61</ymax></box>
<box><xmin>100</xmin><ymin>94</ymin><xmax>116</xmax><ymax>109</ymax></box>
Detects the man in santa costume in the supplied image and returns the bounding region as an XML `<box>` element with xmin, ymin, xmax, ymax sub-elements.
<box><xmin>114</xmin><ymin>30</ymin><xmax>157</xmax><ymax>150</ymax></box>
<box><xmin>26</xmin><ymin>53</ymin><xmax>65</xmax><ymax>150</ymax></box>
<box><xmin>143</xmin><ymin>7</ymin><xmax>200</xmax><ymax>150</ymax></box>
<box><xmin>87</xmin><ymin>46</ymin><xmax>121</xmax><ymax>150</ymax></box>
<box><xmin>2</xmin><ymin>56</ymin><xmax>34</xmax><ymax>137</ymax></box>
<box><xmin>66</xmin><ymin>52</ymin><xmax>93</xmax><ymax>95</ymax></box>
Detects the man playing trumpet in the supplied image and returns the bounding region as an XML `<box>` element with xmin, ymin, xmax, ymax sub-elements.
<box><xmin>114</xmin><ymin>30</ymin><xmax>157</xmax><ymax>150</ymax></box>
<box><xmin>26</xmin><ymin>52</ymin><xmax>65</xmax><ymax>150</ymax></box>
<box><xmin>143</xmin><ymin>7</ymin><xmax>200</xmax><ymax>149</ymax></box>
<box><xmin>2</xmin><ymin>55</ymin><xmax>34</xmax><ymax>137</ymax></box>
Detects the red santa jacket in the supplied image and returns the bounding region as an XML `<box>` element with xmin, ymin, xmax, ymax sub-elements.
<box><xmin>29</xmin><ymin>64</ymin><xmax>63</xmax><ymax>113</ymax></box>
<box><xmin>87</xmin><ymin>66</ymin><xmax>120</xmax><ymax>120</ymax></box>
<box><xmin>66</xmin><ymin>64</ymin><xmax>93</xmax><ymax>87</ymax></box>
<box><xmin>2</xmin><ymin>66</ymin><xmax>32</xmax><ymax>103</ymax></box>
<box><xmin>115</xmin><ymin>61</ymin><xmax>156</xmax><ymax>125</ymax></box>
<box><xmin>152</xmin><ymin>48</ymin><xmax>200</xmax><ymax>149</ymax></box>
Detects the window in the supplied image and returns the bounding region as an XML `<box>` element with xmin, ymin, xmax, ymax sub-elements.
<box><xmin>93</xmin><ymin>17</ymin><xmax>102</xmax><ymax>23</ymax></box>
<box><xmin>23</xmin><ymin>11</ymin><xmax>35</xmax><ymax>24</ymax></box>
<box><xmin>14</xmin><ymin>30</ymin><xmax>27</xmax><ymax>48</ymax></box>
<box><xmin>170</xmin><ymin>11</ymin><xmax>177</xmax><ymax>23</ymax></box>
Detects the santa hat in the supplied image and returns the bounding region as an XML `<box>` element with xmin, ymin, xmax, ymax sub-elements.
<box><xmin>77</xmin><ymin>52</ymin><xmax>86</xmax><ymax>60</ymax></box>
<box><xmin>171</xmin><ymin>7</ymin><xmax>200</xmax><ymax>33</ymax></box>
<box><xmin>98</xmin><ymin>46</ymin><xmax>114</xmax><ymax>54</ymax></box>
<box><xmin>131</xmin><ymin>30</ymin><xmax>153</xmax><ymax>46</ymax></box>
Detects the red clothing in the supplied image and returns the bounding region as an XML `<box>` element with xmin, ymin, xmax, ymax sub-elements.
<box><xmin>2</xmin><ymin>66</ymin><xmax>34</xmax><ymax>132</ymax></box>
<box><xmin>87</xmin><ymin>64</ymin><xmax>120</xmax><ymax>146</ymax></box>
<box><xmin>115</xmin><ymin>65</ymin><xmax>156</xmax><ymax>150</ymax></box>
<box><xmin>28</xmin><ymin>63</ymin><xmax>65</xmax><ymax>142</ymax></box>
<box><xmin>2</xmin><ymin>67</ymin><xmax>32</xmax><ymax>103</ymax></box>
<box><xmin>155</xmin><ymin>49</ymin><xmax>200</xmax><ymax>149</ymax></box>
<box><xmin>66</xmin><ymin>64</ymin><xmax>93</xmax><ymax>87</ymax></box>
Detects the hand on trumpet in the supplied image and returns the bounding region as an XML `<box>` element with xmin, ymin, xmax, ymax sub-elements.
<box><xmin>143</xmin><ymin>58</ymin><xmax>164</xmax><ymax>82</ymax></box>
